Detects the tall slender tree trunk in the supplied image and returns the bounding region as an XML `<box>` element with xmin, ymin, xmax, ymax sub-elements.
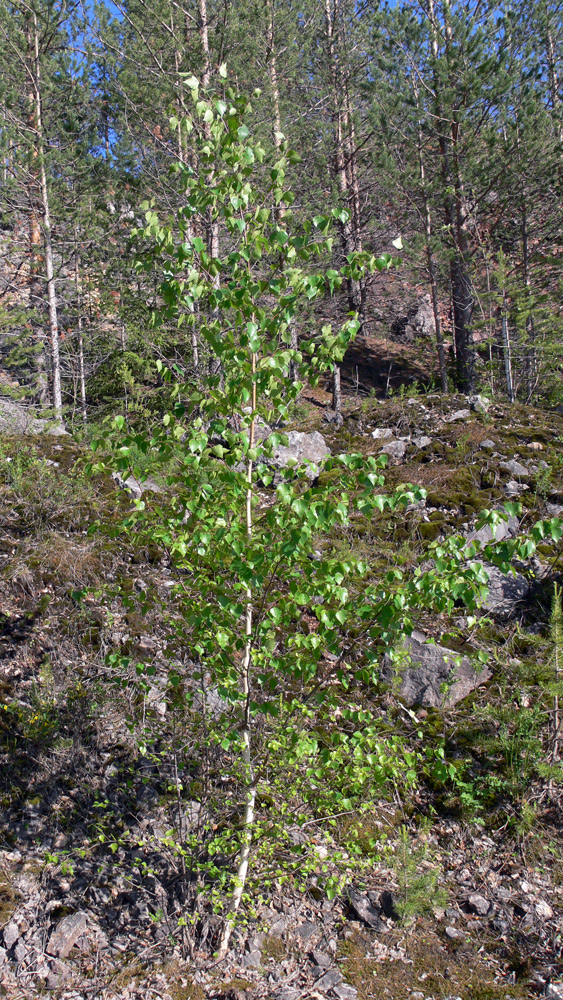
<box><xmin>26</xmin><ymin>19</ymin><xmax>48</xmax><ymax>405</ymax></box>
<box><xmin>520</xmin><ymin>181</ymin><xmax>536</xmax><ymax>402</ymax></box>
<box><xmin>500</xmin><ymin>292</ymin><xmax>514</xmax><ymax>404</ymax></box>
<box><xmin>74</xmin><ymin>237</ymin><xmax>87</xmax><ymax>425</ymax></box>
<box><xmin>412</xmin><ymin>76</ymin><xmax>448</xmax><ymax>391</ymax></box>
<box><xmin>30</xmin><ymin>13</ymin><xmax>63</xmax><ymax>421</ymax></box>
<box><xmin>427</xmin><ymin>0</ymin><xmax>474</xmax><ymax>392</ymax></box>
<box><xmin>217</xmin><ymin>352</ymin><xmax>257</xmax><ymax>959</ymax></box>
<box><xmin>325</xmin><ymin>0</ymin><xmax>360</xmax><ymax>415</ymax></box>
<box><xmin>266</xmin><ymin>0</ymin><xmax>299</xmax><ymax>385</ymax></box>
<box><xmin>198</xmin><ymin>0</ymin><xmax>211</xmax><ymax>88</ymax></box>
<box><xmin>198</xmin><ymin>0</ymin><xmax>221</xmax><ymax>382</ymax></box>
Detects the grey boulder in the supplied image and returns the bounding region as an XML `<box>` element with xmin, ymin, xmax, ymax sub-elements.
<box><xmin>0</xmin><ymin>398</ymin><xmax>66</xmax><ymax>436</ymax></box>
<box><xmin>268</xmin><ymin>430</ymin><xmax>330</xmax><ymax>479</ymax></box>
<box><xmin>47</xmin><ymin>911</ymin><xmax>89</xmax><ymax>959</ymax></box>
<box><xmin>468</xmin><ymin>394</ymin><xmax>491</xmax><ymax>413</ymax></box>
<box><xmin>465</xmin><ymin>515</ymin><xmax>519</xmax><ymax>547</ymax></box>
<box><xmin>499</xmin><ymin>459</ymin><xmax>530</xmax><ymax>479</ymax></box>
<box><xmin>379</xmin><ymin>439</ymin><xmax>407</xmax><ymax>462</ymax></box>
<box><xmin>391</xmin><ymin>295</ymin><xmax>436</xmax><ymax>342</ymax></box>
<box><xmin>111</xmin><ymin>471</ymin><xmax>162</xmax><ymax>499</ymax></box>
<box><xmin>413</xmin><ymin>435</ymin><xmax>432</xmax><ymax>449</ymax></box>
<box><xmin>445</xmin><ymin>408</ymin><xmax>471</xmax><ymax>422</ymax></box>
<box><xmin>381</xmin><ymin>630</ymin><xmax>492</xmax><ymax>708</ymax></box>
<box><xmin>480</xmin><ymin>564</ymin><xmax>529</xmax><ymax>619</ymax></box>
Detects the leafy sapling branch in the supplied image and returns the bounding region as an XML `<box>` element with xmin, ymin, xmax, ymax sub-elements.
<box><xmin>90</xmin><ymin>75</ymin><xmax>563</xmax><ymax>951</ymax></box>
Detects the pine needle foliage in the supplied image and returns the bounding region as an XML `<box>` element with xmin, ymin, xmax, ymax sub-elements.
<box><xmin>393</xmin><ymin>825</ymin><xmax>447</xmax><ymax>924</ymax></box>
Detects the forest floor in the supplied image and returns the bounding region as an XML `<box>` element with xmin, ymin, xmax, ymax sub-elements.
<box><xmin>0</xmin><ymin>347</ymin><xmax>562</xmax><ymax>999</ymax></box>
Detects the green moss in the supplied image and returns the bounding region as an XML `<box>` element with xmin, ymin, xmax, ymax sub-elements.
<box><xmin>339</xmin><ymin>922</ymin><xmax>532</xmax><ymax>1000</ymax></box>
<box><xmin>262</xmin><ymin>935</ymin><xmax>287</xmax><ymax>961</ymax></box>
<box><xmin>0</xmin><ymin>873</ymin><xmax>17</xmax><ymax>926</ymax></box>
<box><xmin>419</xmin><ymin>522</ymin><xmax>441</xmax><ymax>541</ymax></box>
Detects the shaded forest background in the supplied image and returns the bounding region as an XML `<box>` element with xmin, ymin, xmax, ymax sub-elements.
<box><xmin>0</xmin><ymin>0</ymin><xmax>562</xmax><ymax>428</ymax></box>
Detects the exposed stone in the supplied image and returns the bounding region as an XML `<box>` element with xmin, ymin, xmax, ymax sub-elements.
<box><xmin>535</xmin><ymin>899</ymin><xmax>554</xmax><ymax>919</ymax></box>
<box><xmin>47</xmin><ymin>910</ymin><xmax>89</xmax><ymax>958</ymax></box>
<box><xmin>13</xmin><ymin>940</ymin><xmax>27</xmax><ymax>963</ymax></box>
<box><xmin>381</xmin><ymin>630</ymin><xmax>492</xmax><ymax>708</ymax></box>
<box><xmin>465</xmin><ymin>514</ymin><xmax>519</xmax><ymax>547</ymax></box>
<box><xmin>504</xmin><ymin>479</ymin><xmax>528</xmax><ymax>498</ymax></box>
<box><xmin>468</xmin><ymin>394</ymin><xmax>491</xmax><ymax>413</ymax></box>
<box><xmin>269</xmin><ymin>915</ymin><xmax>289</xmax><ymax>936</ymax></box>
<box><xmin>323</xmin><ymin>410</ymin><xmax>344</xmax><ymax>428</ymax></box>
<box><xmin>46</xmin><ymin>959</ymin><xmax>71</xmax><ymax>989</ymax></box>
<box><xmin>333</xmin><ymin>986</ymin><xmax>358</xmax><ymax>1000</ymax></box>
<box><xmin>479</xmin><ymin>439</ymin><xmax>496</xmax><ymax>451</ymax></box>
<box><xmin>413</xmin><ymin>435</ymin><xmax>432</xmax><ymax>449</ymax></box>
<box><xmin>445</xmin><ymin>926</ymin><xmax>464</xmax><ymax>939</ymax></box>
<box><xmin>241</xmin><ymin>949</ymin><xmax>261</xmax><ymax>968</ymax></box>
<box><xmin>499</xmin><ymin>459</ymin><xmax>530</xmax><ymax>479</ymax></box>
<box><xmin>445</xmin><ymin>408</ymin><xmax>471</xmax><ymax>422</ymax></box>
<box><xmin>467</xmin><ymin>893</ymin><xmax>490</xmax><ymax>916</ymax></box>
<box><xmin>345</xmin><ymin>887</ymin><xmax>383</xmax><ymax>929</ymax></box>
<box><xmin>311</xmin><ymin>950</ymin><xmax>332</xmax><ymax>967</ymax></box>
<box><xmin>295</xmin><ymin>921</ymin><xmax>319</xmax><ymax>942</ymax></box>
<box><xmin>111</xmin><ymin>471</ymin><xmax>162</xmax><ymax>498</ymax></box>
<box><xmin>314</xmin><ymin>968</ymin><xmax>343</xmax><ymax>990</ymax></box>
<box><xmin>379</xmin><ymin>439</ymin><xmax>407</xmax><ymax>462</ymax></box>
<box><xmin>480</xmin><ymin>564</ymin><xmax>530</xmax><ymax>619</ymax></box>
<box><xmin>240</xmin><ymin>413</ymin><xmax>272</xmax><ymax>442</ymax></box>
<box><xmin>391</xmin><ymin>295</ymin><xmax>435</xmax><ymax>343</ymax></box>
<box><xmin>0</xmin><ymin>398</ymin><xmax>65</xmax><ymax>435</ymax></box>
<box><xmin>2</xmin><ymin>922</ymin><xmax>19</xmax><ymax>950</ymax></box>
<box><xmin>269</xmin><ymin>430</ymin><xmax>330</xmax><ymax>479</ymax></box>
<box><xmin>371</xmin><ymin>427</ymin><xmax>394</xmax><ymax>441</ymax></box>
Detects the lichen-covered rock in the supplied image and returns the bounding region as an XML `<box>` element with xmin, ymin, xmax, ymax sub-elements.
<box><xmin>465</xmin><ymin>515</ymin><xmax>519</xmax><ymax>547</ymax></box>
<box><xmin>499</xmin><ymin>459</ymin><xmax>530</xmax><ymax>479</ymax></box>
<box><xmin>381</xmin><ymin>631</ymin><xmax>492</xmax><ymax>708</ymax></box>
<box><xmin>47</xmin><ymin>910</ymin><xmax>89</xmax><ymax>958</ymax></box>
<box><xmin>391</xmin><ymin>295</ymin><xmax>435</xmax><ymax>342</ymax></box>
<box><xmin>413</xmin><ymin>435</ymin><xmax>432</xmax><ymax>449</ymax></box>
<box><xmin>379</xmin><ymin>439</ymin><xmax>407</xmax><ymax>462</ymax></box>
<box><xmin>480</xmin><ymin>564</ymin><xmax>529</xmax><ymax>619</ymax></box>
<box><xmin>468</xmin><ymin>394</ymin><xmax>491</xmax><ymax>413</ymax></box>
<box><xmin>445</xmin><ymin>408</ymin><xmax>471</xmax><ymax>423</ymax></box>
<box><xmin>269</xmin><ymin>430</ymin><xmax>330</xmax><ymax>479</ymax></box>
<box><xmin>0</xmin><ymin>399</ymin><xmax>65</xmax><ymax>436</ymax></box>
<box><xmin>111</xmin><ymin>471</ymin><xmax>162</xmax><ymax>498</ymax></box>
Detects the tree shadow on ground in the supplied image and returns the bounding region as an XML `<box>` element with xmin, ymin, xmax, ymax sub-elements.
<box><xmin>341</xmin><ymin>335</ymin><xmax>442</xmax><ymax>398</ymax></box>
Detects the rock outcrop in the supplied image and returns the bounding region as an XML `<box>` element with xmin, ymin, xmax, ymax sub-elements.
<box><xmin>382</xmin><ymin>630</ymin><xmax>492</xmax><ymax>708</ymax></box>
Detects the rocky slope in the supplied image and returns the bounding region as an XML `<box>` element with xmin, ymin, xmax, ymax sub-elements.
<box><xmin>0</xmin><ymin>392</ymin><xmax>562</xmax><ymax>1000</ymax></box>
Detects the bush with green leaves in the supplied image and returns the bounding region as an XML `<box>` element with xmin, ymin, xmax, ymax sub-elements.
<box><xmin>90</xmin><ymin>75</ymin><xmax>563</xmax><ymax>952</ymax></box>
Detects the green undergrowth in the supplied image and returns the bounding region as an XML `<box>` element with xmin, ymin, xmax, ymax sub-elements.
<box><xmin>338</xmin><ymin>923</ymin><xmax>532</xmax><ymax>1000</ymax></box>
<box><xmin>0</xmin><ymin>389</ymin><xmax>562</xmax><ymax>955</ymax></box>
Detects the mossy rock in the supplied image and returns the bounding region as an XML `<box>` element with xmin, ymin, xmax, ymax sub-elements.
<box><xmin>431</xmin><ymin>441</ymin><xmax>447</xmax><ymax>456</ymax></box>
<box><xmin>0</xmin><ymin>873</ymin><xmax>17</xmax><ymax>926</ymax></box>
<box><xmin>316</xmin><ymin>467</ymin><xmax>342</xmax><ymax>488</ymax></box>
<box><xmin>419</xmin><ymin>522</ymin><xmax>441</xmax><ymax>541</ymax></box>
<box><xmin>426</xmin><ymin>491</ymin><xmax>460</xmax><ymax>511</ymax></box>
<box><xmin>411</xmin><ymin>449</ymin><xmax>433</xmax><ymax>464</ymax></box>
